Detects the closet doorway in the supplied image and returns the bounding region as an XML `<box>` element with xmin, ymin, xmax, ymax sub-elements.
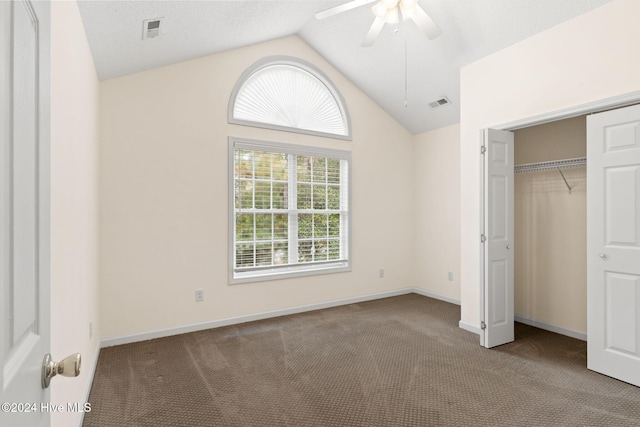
<box><xmin>480</xmin><ymin>100</ymin><xmax>640</xmax><ymax>388</ymax></box>
<box><xmin>478</xmin><ymin>119</ymin><xmax>587</xmax><ymax>348</ymax></box>
<box><xmin>512</xmin><ymin>116</ymin><xmax>587</xmax><ymax>341</ymax></box>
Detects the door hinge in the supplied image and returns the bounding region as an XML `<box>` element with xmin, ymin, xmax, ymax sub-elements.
<box><xmin>481</xmin><ymin>145</ymin><xmax>486</xmax><ymax>154</ymax></box>
<box><xmin>481</xmin><ymin>234</ymin><xmax>486</xmax><ymax>243</ymax></box>
<box><xmin>481</xmin><ymin>321</ymin><xmax>487</xmax><ymax>330</ymax></box>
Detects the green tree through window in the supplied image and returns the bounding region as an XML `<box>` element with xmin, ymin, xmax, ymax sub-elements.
<box><xmin>230</xmin><ymin>139</ymin><xmax>350</xmax><ymax>283</ymax></box>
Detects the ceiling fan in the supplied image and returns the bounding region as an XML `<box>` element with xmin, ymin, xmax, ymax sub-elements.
<box><xmin>315</xmin><ymin>0</ymin><xmax>442</xmax><ymax>47</ymax></box>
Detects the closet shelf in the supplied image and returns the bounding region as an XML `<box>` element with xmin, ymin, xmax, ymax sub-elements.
<box><xmin>514</xmin><ymin>157</ymin><xmax>586</xmax><ymax>174</ymax></box>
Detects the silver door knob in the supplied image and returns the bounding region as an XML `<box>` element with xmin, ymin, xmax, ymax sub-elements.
<box><xmin>506</xmin><ymin>245</ymin><xmax>511</xmax><ymax>249</ymax></box>
<box><xmin>599</xmin><ymin>253</ymin><xmax>607</xmax><ymax>259</ymax></box>
<box><xmin>41</xmin><ymin>353</ymin><xmax>81</xmax><ymax>389</ymax></box>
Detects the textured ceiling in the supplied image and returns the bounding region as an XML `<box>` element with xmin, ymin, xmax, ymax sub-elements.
<box><xmin>77</xmin><ymin>0</ymin><xmax>612</xmax><ymax>134</ymax></box>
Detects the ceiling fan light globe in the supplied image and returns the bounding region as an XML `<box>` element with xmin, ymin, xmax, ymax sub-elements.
<box><xmin>399</xmin><ymin>3</ymin><xmax>416</xmax><ymax>20</ymax></box>
<box><xmin>385</xmin><ymin>7</ymin><xmax>399</xmax><ymax>24</ymax></box>
<box><xmin>400</xmin><ymin>0</ymin><xmax>417</xmax><ymax>9</ymax></box>
<box><xmin>382</xmin><ymin>0</ymin><xmax>398</xmax><ymax>9</ymax></box>
<box><xmin>372</xmin><ymin>1</ymin><xmax>388</xmax><ymax>19</ymax></box>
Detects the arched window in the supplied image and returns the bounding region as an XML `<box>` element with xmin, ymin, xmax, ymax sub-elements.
<box><xmin>229</xmin><ymin>57</ymin><xmax>351</xmax><ymax>140</ymax></box>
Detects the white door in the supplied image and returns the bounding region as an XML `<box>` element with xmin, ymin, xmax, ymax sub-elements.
<box><xmin>481</xmin><ymin>128</ymin><xmax>515</xmax><ymax>348</ymax></box>
<box><xmin>587</xmin><ymin>104</ymin><xmax>640</xmax><ymax>387</ymax></box>
<box><xmin>1</xmin><ymin>1</ymin><xmax>51</xmax><ymax>426</ymax></box>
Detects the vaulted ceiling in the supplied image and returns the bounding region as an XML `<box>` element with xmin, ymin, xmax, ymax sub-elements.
<box><xmin>77</xmin><ymin>0</ymin><xmax>612</xmax><ymax>134</ymax></box>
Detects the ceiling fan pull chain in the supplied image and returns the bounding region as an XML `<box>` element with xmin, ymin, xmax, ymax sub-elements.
<box><xmin>404</xmin><ymin>31</ymin><xmax>408</xmax><ymax>108</ymax></box>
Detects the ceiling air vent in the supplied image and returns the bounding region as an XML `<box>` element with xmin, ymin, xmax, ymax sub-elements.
<box><xmin>429</xmin><ymin>97</ymin><xmax>451</xmax><ymax>109</ymax></box>
<box><xmin>142</xmin><ymin>18</ymin><xmax>163</xmax><ymax>40</ymax></box>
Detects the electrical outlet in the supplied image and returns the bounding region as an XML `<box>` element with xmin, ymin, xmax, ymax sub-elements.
<box><xmin>379</xmin><ymin>268</ymin><xmax>385</xmax><ymax>278</ymax></box>
<box><xmin>448</xmin><ymin>272</ymin><xmax>454</xmax><ymax>281</ymax></box>
<box><xmin>195</xmin><ymin>289</ymin><xmax>204</xmax><ymax>302</ymax></box>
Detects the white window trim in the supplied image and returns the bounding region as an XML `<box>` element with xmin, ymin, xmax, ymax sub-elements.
<box><xmin>228</xmin><ymin>56</ymin><xmax>352</xmax><ymax>141</ymax></box>
<box><xmin>228</xmin><ymin>137</ymin><xmax>352</xmax><ymax>284</ymax></box>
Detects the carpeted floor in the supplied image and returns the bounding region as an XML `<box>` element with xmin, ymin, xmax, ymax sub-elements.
<box><xmin>83</xmin><ymin>294</ymin><xmax>640</xmax><ymax>426</ymax></box>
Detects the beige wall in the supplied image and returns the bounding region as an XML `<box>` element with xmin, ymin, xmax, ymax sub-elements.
<box><xmin>514</xmin><ymin>116</ymin><xmax>586</xmax><ymax>164</ymax></box>
<box><xmin>48</xmin><ymin>2</ymin><xmax>640</xmax><ymax>421</ymax></box>
<box><xmin>54</xmin><ymin>0</ymin><xmax>635</xmax><ymax>377</ymax></box>
<box><xmin>50</xmin><ymin>1</ymin><xmax>100</xmax><ymax>426</ymax></box>
<box><xmin>99</xmin><ymin>36</ymin><xmax>414</xmax><ymax>339</ymax></box>
<box><xmin>413</xmin><ymin>124</ymin><xmax>461</xmax><ymax>301</ymax></box>
<box><xmin>514</xmin><ymin>117</ymin><xmax>586</xmax><ymax>334</ymax></box>
<box><xmin>459</xmin><ymin>0</ymin><xmax>640</xmax><ymax>328</ymax></box>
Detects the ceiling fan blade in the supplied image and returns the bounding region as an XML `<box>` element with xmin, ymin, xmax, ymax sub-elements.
<box><xmin>408</xmin><ymin>5</ymin><xmax>442</xmax><ymax>40</ymax></box>
<box><xmin>315</xmin><ymin>0</ymin><xmax>376</xmax><ymax>20</ymax></box>
<box><xmin>362</xmin><ymin>16</ymin><xmax>385</xmax><ymax>47</ymax></box>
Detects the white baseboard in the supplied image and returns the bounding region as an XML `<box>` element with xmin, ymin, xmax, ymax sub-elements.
<box><xmin>99</xmin><ymin>290</ymin><xmax>587</xmax><ymax>364</ymax></box>
<box><xmin>514</xmin><ymin>315</ymin><xmax>586</xmax><ymax>341</ymax></box>
<box><xmin>412</xmin><ymin>288</ymin><xmax>460</xmax><ymax>306</ymax></box>
<box><xmin>458</xmin><ymin>320</ymin><xmax>481</xmax><ymax>335</ymax></box>
<box><xmin>101</xmin><ymin>288</ymin><xmax>421</xmax><ymax>348</ymax></box>
<box><xmin>77</xmin><ymin>342</ymin><xmax>101</xmax><ymax>427</ymax></box>
<box><xmin>457</xmin><ymin>317</ymin><xmax>587</xmax><ymax>341</ymax></box>
<box><xmin>101</xmin><ymin>287</ymin><xmax>463</xmax><ymax>348</ymax></box>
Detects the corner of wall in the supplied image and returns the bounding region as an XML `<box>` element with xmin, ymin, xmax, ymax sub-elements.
<box><xmin>50</xmin><ymin>1</ymin><xmax>101</xmax><ymax>426</ymax></box>
<box><xmin>411</xmin><ymin>123</ymin><xmax>461</xmax><ymax>303</ymax></box>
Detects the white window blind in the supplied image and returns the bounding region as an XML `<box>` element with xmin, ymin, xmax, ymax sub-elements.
<box><xmin>229</xmin><ymin>57</ymin><xmax>351</xmax><ymax>140</ymax></box>
<box><xmin>229</xmin><ymin>138</ymin><xmax>351</xmax><ymax>283</ymax></box>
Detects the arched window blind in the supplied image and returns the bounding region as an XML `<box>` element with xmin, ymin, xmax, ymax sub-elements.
<box><xmin>229</xmin><ymin>57</ymin><xmax>351</xmax><ymax>140</ymax></box>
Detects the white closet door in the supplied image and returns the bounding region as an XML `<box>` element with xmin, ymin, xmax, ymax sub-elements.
<box><xmin>587</xmin><ymin>104</ymin><xmax>640</xmax><ymax>387</ymax></box>
<box><xmin>482</xmin><ymin>129</ymin><xmax>515</xmax><ymax>348</ymax></box>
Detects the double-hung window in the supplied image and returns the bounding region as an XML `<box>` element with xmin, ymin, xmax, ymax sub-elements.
<box><xmin>229</xmin><ymin>138</ymin><xmax>351</xmax><ymax>283</ymax></box>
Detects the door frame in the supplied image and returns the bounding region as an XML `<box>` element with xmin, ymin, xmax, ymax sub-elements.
<box><xmin>479</xmin><ymin>89</ymin><xmax>640</xmax><ymax>346</ymax></box>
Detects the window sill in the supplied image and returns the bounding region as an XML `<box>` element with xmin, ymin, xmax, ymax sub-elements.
<box><xmin>230</xmin><ymin>262</ymin><xmax>350</xmax><ymax>285</ymax></box>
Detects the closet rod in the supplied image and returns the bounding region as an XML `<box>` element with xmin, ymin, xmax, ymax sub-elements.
<box><xmin>514</xmin><ymin>157</ymin><xmax>586</xmax><ymax>174</ymax></box>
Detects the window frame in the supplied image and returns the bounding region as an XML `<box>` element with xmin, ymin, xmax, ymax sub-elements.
<box><xmin>228</xmin><ymin>56</ymin><xmax>352</xmax><ymax>141</ymax></box>
<box><xmin>228</xmin><ymin>137</ymin><xmax>352</xmax><ymax>284</ymax></box>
